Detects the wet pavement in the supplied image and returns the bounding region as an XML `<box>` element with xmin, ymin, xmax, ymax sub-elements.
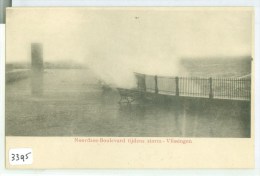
<box><xmin>5</xmin><ymin>69</ymin><xmax>250</xmax><ymax>137</ymax></box>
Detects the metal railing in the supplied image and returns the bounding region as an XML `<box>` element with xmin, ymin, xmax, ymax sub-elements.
<box><xmin>135</xmin><ymin>73</ymin><xmax>251</xmax><ymax>101</ymax></box>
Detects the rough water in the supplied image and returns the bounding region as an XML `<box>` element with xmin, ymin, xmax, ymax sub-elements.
<box><xmin>5</xmin><ymin>67</ymin><xmax>250</xmax><ymax>137</ymax></box>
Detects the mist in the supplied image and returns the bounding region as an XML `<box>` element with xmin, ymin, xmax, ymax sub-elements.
<box><xmin>6</xmin><ymin>8</ymin><xmax>253</xmax><ymax>88</ymax></box>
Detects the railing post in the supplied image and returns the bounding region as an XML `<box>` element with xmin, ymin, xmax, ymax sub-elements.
<box><xmin>135</xmin><ymin>73</ymin><xmax>146</xmax><ymax>92</ymax></box>
<box><xmin>154</xmin><ymin>75</ymin><xmax>158</xmax><ymax>94</ymax></box>
<box><xmin>143</xmin><ymin>74</ymin><xmax>146</xmax><ymax>92</ymax></box>
<box><xmin>209</xmin><ymin>77</ymin><xmax>213</xmax><ymax>99</ymax></box>
<box><xmin>176</xmin><ymin>77</ymin><xmax>179</xmax><ymax>96</ymax></box>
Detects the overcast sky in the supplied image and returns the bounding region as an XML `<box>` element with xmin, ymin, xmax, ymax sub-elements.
<box><xmin>5</xmin><ymin>7</ymin><xmax>253</xmax><ymax>85</ymax></box>
<box><xmin>6</xmin><ymin>7</ymin><xmax>253</xmax><ymax>62</ymax></box>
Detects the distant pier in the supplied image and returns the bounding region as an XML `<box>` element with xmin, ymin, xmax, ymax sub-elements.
<box><xmin>6</xmin><ymin>69</ymin><xmax>30</xmax><ymax>83</ymax></box>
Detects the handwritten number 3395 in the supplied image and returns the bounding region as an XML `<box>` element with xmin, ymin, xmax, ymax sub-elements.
<box><xmin>11</xmin><ymin>152</ymin><xmax>31</xmax><ymax>162</ymax></box>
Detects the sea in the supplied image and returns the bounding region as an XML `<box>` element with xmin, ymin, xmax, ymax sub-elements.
<box><xmin>5</xmin><ymin>58</ymin><xmax>251</xmax><ymax>137</ymax></box>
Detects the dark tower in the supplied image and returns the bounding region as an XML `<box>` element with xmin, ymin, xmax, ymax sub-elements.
<box><xmin>31</xmin><ymin>43</ymin><xmax>43</xmax><ymax>96</ymax></box>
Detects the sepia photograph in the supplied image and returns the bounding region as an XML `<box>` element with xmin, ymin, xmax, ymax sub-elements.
<box><xmin>5</xmin><ymin>7</ymin><xmax>253</xmax><ymax>138</ymax></box>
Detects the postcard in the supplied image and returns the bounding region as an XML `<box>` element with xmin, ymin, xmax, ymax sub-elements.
<box><xmin>5</xmin><ymin>7</ymin><xmax>254</xmax><ymax>168</ymax></box>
